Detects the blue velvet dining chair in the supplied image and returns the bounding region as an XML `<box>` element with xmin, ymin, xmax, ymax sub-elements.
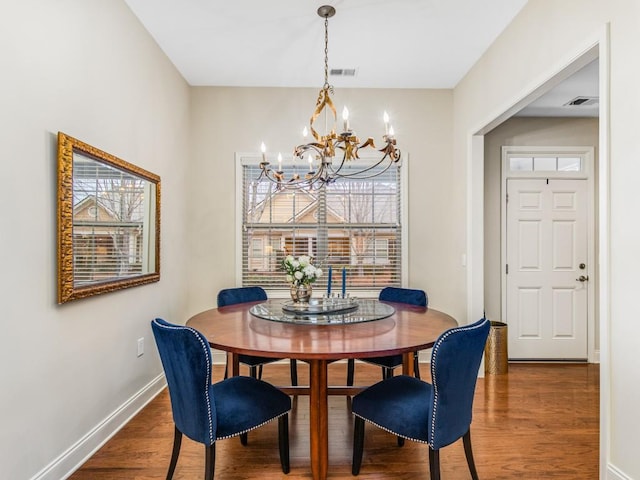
<box><xmin>217</xmin><ymin>287</ymin><xmax>298</xmax><ymax>385</ymax></box>
<box><xmin>351</xmin><ymin>317</ymin><xmax>490</xmax><ymax>479</ymax></box>
<box><xmin>151</xmin><ymin>318</ymin><xmax>291</xmax><ymax>480</ymax></box>
<box><xmin>346</xmin><ymin>286</ymin><xmax>428</xmax><ymax>385</ymax></box>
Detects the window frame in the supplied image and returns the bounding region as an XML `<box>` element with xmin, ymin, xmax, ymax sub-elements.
<box><xmin>235</xmin><ymin>152</ymin><xmax>409</xmax><ymax>298</ymax></box>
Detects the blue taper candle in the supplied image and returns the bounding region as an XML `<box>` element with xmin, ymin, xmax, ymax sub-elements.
<box><xmin>342</xmin><ymin>267</ymin><xmax>346</xmax><ymax>297</ymax></box>
<box><xmin>327</xmin><ymin>266</ymin><xmax>332</xmax><ymax>295</ymax></box>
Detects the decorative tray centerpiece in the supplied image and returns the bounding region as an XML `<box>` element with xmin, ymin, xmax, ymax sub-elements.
<box><xmin>249</xmin><ymin>299</ymin><xmax>395</xmax><ymax>325</ymax></box>
<box><xmin>281</xmin><ymin>297</ymin><xmax>359</xmax><ymax>315</ymax></box>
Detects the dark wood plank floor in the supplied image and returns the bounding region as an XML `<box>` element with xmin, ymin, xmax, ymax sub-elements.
<box><xmin>70</xmin><ymin>362</ymin><xmax>599</xmax><ymax>479</ymax></box>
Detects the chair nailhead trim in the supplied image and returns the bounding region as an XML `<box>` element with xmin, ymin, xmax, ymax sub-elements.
<box><xmin>352</xmin><ymin>413</ymin><xmax>427</xmax><ymax>444</ymax></box>
<box><xmin>154</xmin><ymin>320</ymin><xmax>215</xmax><ymax>445</ymax></box>
<box><xmin>216</xmin><ymin>411</ymin><xmax>290</xmax><ymax>440</ymax></box>
<box><xmin>429</xmin><ymin>318</ymin><xmax>488</xmax><ymax>449</ymax></box>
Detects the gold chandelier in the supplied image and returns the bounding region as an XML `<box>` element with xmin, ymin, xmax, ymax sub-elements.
<box><xmin>258</xmin><ymin>5</ymin><xmax>401</xmax><ymax>190</ymax></box>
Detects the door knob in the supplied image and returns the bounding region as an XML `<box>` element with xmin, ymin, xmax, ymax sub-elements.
<box><xmin>576</xmin><ymin>275</ymin><xmax>589</xmax><ymax>282</ymax></box>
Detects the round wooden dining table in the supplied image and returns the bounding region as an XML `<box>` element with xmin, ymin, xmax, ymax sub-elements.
<box><xmin>187</xmin><ymin>299</ymin><xmax>457</xmax><ymax>480</ymax></box>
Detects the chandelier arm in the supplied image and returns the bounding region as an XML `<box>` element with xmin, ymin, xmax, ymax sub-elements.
<box><xmin>260</xmin><ymin>143</ymin><xmax>334</xmax><ymax>190</ymax></box>
<box><xmin>331</xmin><ymin>151</ymin><xmax>400</xmax><ymax>179</ymax></box>
<box><xmin>333</xmin><ymin>163</ymin><xmax>393</xmax><ymax>180</ymax></box>
<box><xmin>261</xmin><ymin>168</ymin><xmax>325</xmax><ymax>190</ymax></box>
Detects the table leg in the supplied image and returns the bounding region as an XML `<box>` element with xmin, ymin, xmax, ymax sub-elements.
<box><xmin>402</xmin><ymin>352</ymin><xmax>414</xmax><ymax>376</ymax></box>
<box><xmin>308</xmin><ymin>359</ymin><xmax>329</xmax><ymax>480</ymax></box>
<box><xmin>231</xmin><ymin>352</ymin><xmax>240</xmax><ymax>377</ymax></box>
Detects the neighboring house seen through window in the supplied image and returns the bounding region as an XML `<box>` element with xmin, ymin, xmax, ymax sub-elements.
<box><xmin>240</xmin><ymin>159</ymin><xmax>403</xmax><ymax>291</ymax></box>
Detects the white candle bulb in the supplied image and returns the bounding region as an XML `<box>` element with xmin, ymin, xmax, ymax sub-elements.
<box><xmin>308</xmin><ymin>153</ymin><xmax>313</xmax><ymax>171</ymax></box>
<box><xmin>303</xmin><ymin>126</ymin><xmax>308</xmax><ymax>138</ymax></box>
<box><xmin>342</xmin><ymin>106</ymin><xmax>349</xmax><ymax>131</ymax></box>
<box><xmin>260</xmin><ymin>142</ymin><xmax>267</xmax><ymax>162</ymax></box>
<box><xmin>383</xmin><ymin>111</ymin><xmax>390</xmax><ymax>135</ymax></box>
<box><xmin>278</xmin><ymin>153</ymin><xmax>283</xmax><ymax>171</ymax></box>
<box><xmin>389</xmin><ymin>125</ymin><xmax>395</xmax><ymax>137</ymax></box>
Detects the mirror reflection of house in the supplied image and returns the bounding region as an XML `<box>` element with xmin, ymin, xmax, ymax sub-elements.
<box><xmin>73</xmin><ymin>194</ymin><xmax>144</xmax><ymax>285</ymax></box>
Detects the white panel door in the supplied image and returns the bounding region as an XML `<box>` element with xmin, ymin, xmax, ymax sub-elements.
<box><xmin>506</xmin><ymin>178</ymin><xmax>588</xmax><ymax>359</ymax></box>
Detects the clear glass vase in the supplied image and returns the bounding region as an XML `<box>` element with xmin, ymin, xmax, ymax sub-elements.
<box><xmin>290</xmin><ymin>284</ymin><xmax>312</xmax><ymax>304</ymax></box>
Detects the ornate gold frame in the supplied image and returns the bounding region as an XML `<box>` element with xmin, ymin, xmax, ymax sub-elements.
<box><xmin>57</xmin><ymin>132</ymin><xmax>161</xmax><ymax>303</ymax></box>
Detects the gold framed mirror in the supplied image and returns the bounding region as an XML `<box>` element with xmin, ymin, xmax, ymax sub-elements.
<box><xmin>57</xmin><ymin>132</ymin><xmax>160</xmax><ymax>303</ymax></box>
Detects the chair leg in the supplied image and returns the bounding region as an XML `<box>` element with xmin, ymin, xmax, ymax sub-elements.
<box><xmin>413</xmin><ymin>352</ymin><xmax>421</xmax><ymax>380</ymax></box>
<box><xmin>258</xmin><ymin>365</ymin><xmax>263</xmax><ymax>380</ymax></box>
<box><xmin>278</xmin><ymin>414</ymin><xmax>290</xmax><ymax>474</ymax></box>
<box><xmin>463</xmin><ymin>430</ymin><xmax>479</xmax><ymax>480</ymax></box>
<box><xmin>290</xmin><ymin>359</ymin><xmax>298</xmax><ymax>386</ymax></box>
<box><xmin>397</xmin><ymin>436</ymin><xmax>405</xmax><ymax>447</ymax></box>
<box><xmin>428</xmin><ymin>447</ymin><xmax>441</xmax><ymax>480</ymax></box>
<box><xmin>347</xmin><ymin>359</ymin><xmax>355</xmax><ymax>386</ymax></box>
<box><xmin>352</xmin><ymin>416</ymin><xmax>365</xmax><ymax>475</ymax></box>
<box><xmin>166</xmin><ymin>426</ymin><xmax>182</xmax><ymax>480</ymax></box>
<box><xmin>204</xmin><ymin>443</ymin><xmax>215</xmax><ymax>480</ymax></box>
<box><xmin>240</xmin><ymin>365</ymin><xmax>255</xmax><ymax>446</ymax></box>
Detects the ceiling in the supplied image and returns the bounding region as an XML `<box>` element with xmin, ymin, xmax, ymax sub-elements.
<box><xmin>515</xmin><ymin>59</ymin><xmax>599</xmax><ymax>117</ymax></box>
<box><xmin>124</xmin><ymin>0</ymin><xmax>598</xmax><ymax>118</ymax></box>
<box><xmin>124</xmin><ymin>0</ymin><xmax>529</xmax><ymax>89</ymax></box>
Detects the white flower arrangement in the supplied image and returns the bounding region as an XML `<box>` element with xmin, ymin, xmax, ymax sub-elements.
<box><xmin>281</xmin><ymin>255</ymin><xmax>322</xmax><ymax>287</ymax></box>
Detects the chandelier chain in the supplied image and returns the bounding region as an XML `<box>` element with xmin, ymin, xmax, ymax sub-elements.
<box><xmin>323</xmin><ymin>15</ymin><xmax>330</xmax><ymax>90</ymax></box>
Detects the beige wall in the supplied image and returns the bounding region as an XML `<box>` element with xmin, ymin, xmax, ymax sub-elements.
<box><xmin>4</xmin><ymin>0</ymin><xmax>640</xmax><ymax>478</ymax></box>
<box><xmin>0</xmin><ymin>2</ymin><xmax>190</xmax><ymax>479</ymax></box>
<box><xmin>483</xmin><ymin>116</ymin><xmax>599</xmax><ymax>324</ymax></box>
<box><xmin>187</xmin><ymin>87</ymin><xmax>455</xmax><ymax>316</ymax></box>
<box><xmin>455</xmin><ymin>0</ymin><xmax>640</xmax><ymax>477</ymax></box>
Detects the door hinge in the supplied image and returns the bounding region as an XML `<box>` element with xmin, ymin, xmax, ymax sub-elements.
<box><xmin>506</xmin><ymin>264</ymin><xmax>509</xmax><ymax>274</ymax></box>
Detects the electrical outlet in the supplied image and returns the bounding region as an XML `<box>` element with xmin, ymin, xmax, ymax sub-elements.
<box><xmin>137</xmin><ymin>337</ymin><xmax>144</xmax><ymax>357</ymax></box>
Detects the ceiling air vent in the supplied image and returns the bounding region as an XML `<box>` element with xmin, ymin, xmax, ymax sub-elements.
<box><xmin>564</xmin><ymin>96</ymin><xmax>599</xmax><ymax>107</ymax></box>
<box><xmin>330</xmin><ymin>68</ymin><xmax>357</xmax><ymax>77</ymax></box>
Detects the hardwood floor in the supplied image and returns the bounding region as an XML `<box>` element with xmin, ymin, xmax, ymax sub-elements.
<box><xmin>70</xmin><ymin>362</ymin><xmax>599</xmax><ymax>479</ymax></box>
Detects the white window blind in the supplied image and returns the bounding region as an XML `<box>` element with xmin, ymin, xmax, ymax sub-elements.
<box><xmin>72</xmin><ymin>156</ymin><xmax>147</xmax><ymax>286</ymax></box>
<box><xmin>241</xmin><ymin>162</ymin><xmax>403</xmax><ymax>291</ymax></box>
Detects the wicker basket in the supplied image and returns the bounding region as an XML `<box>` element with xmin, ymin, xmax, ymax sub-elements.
<box><xmin>484</xmin><ymin>321</ymin><xmax>508</xmax><ymax>375</ymax></box>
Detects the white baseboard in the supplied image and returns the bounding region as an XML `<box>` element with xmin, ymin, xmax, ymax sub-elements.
<box><xmin>30</xmin><ymin>374</ymin><xmax>167</xmax><ymax>480</ymax></box>
<box><xmin>418</xmin><ymin>350</ymin><xmax>432</xmax><ymax>365</ymax></box>
<box><xmin>607</xmin><ymin>463</ymin><xmax>632</xmax><ymax>480</ymax></box>
<box><xmin>211</xmin><ymin>349</ymin><xmax>228</xmax><ymax>365</ymax></box>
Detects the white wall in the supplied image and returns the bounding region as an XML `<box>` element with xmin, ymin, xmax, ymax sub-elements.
<box><xmin>0</xmin><ymin>2</ymin><xmax>190</xmax><ymax>479</ymax></box>
<box><xmin>454</xmin><ymin>0</ymin><xmax>640</xmax><ymax>477</ymax></box>
<box><xmin>186</xmin><ymin>87</ymin><xmax>457</xmax><ymax>318</ymax></box>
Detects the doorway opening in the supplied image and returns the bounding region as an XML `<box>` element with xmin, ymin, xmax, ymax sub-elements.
<box><xmin>501</xmin><ymin>147</ymin><xmax>595</xmax><ymax>360</ymax></box>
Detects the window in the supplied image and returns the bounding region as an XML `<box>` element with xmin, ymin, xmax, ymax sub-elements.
<box><xmin>508</xmin><ymin>155</ymin><xmax>582</xmax><ymax>173</ymax></box>
<box><xmin>240</xmin><ymin>159</ymin><xmax>403</xmax><ymax>291</ymax></box>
